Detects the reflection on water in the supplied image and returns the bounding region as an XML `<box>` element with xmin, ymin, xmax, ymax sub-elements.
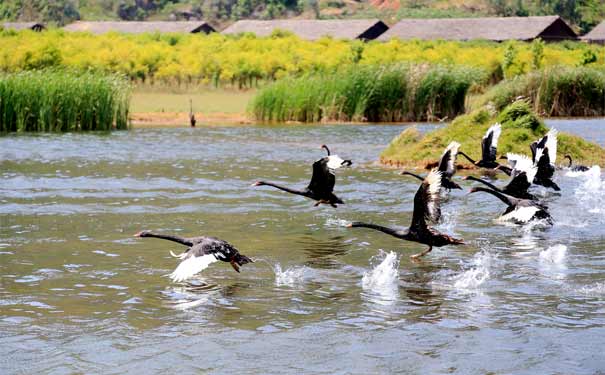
<box><xmin>2</xmin><ymin>120</ymin><xmax>605</xmax><ymax>374</ymax></box>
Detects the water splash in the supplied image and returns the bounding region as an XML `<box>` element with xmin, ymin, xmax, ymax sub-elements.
<box><xmin>324</xmin><ymin>218</ymin><xmax>351</xmax><ymax>228</ymax></box>
<box><xmin>273</xmin><ymin>263</ymin><xmax>309</xmax><ymax>287</ymax></box>
<box><xmin>361</xmin><ymin>250</ymin><xmax>399</xmax><ymax>301</ymax></box>
<box><xmin>577</xmin><ymin>282</ymin><xmax>605</xmax><ymax>296</ymax></box>
<box><xmin>539</xmin><ymin>244</ymin><xmax>567</xmax><ymax>265</ymax></box>
<box><xmin>573</xmin><ymin>166</ymin><xmax>604</xmax><ymax>218</ymax></box>
<box><xmin>436</xmin><ymin>210</ymin><xmax>459</xmax><ymax>236</ymax></box>
<box><xmin>565</xmin><ymin>165</ymin><xmax>601</xmax><ymax>178</ymax></box>
<box><xmin>453</xmin><ymin>250</ymin><xmax>493</xmax><ymax>290</ymax></box>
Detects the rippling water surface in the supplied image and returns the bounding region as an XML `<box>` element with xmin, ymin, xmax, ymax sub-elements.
<box><xmin>2</xmin><ymin>120</ymin><xmax>605</xmax><ymax>374</ymax></box>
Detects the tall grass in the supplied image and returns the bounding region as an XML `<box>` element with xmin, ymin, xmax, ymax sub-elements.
<box><xmin>478</xmin><ymin>66</ymin><xmax>605</xmax><ymax>117</ymax></box>
<box><xmin>251</xmin><ymin>64</ymin><xmax>484</xmax><ymax>123</ymax></box>
<box><xmin>0</xmin><ymin>70</ymin><xmax>130</xmax><ymax>132</ymax></box>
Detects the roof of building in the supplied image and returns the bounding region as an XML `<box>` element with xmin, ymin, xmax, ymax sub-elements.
<box><xmin>63</xmin><ymin>21</ymin><xmax>214</xmax><ymax>34</ymax></box>
<box><xmin>582</xmin><ymin>20</ymin><xmax>605</xmax><ymax>41</ymax></box>
<box><xmin>378</xmin><ymin>16</ymin><xmax>576</xmax><ymax>42</ymax></box>
<box><xmin>2</xmin><ymin>22</ymin><xmax>45</xmax><ymax>31</ymax></box>
<box><xmin>222</xmin><ymin>19</ymin><xmax>387</xmax><ymax>40</ymax></box>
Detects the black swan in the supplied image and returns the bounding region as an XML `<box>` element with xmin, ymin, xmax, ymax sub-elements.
<box><xmin>134</xmin><ymin>230</ymin><xmax>253</xmax><ymax>282</ymax></box>
<box><xmin>465</xmin><ymin>153</ymin><xmax>537</xmax><ymax>200</ymax></box>
<box><xmin>348</xmin><ymin>169</ymin><xmax>464</xmax><ymax>259</ymax></box>
<box><xmin>532</xmin><ymin>129</ymin><xmax>560</xmax><ymax>191</ymax></box>
<box><xmin>253</xmin><ymin>144</ymin><xmax>352</xmax><ymax>208</ymax></box>
<box><xmin>564</xmin><ymin>154</ymin><xmax>589</xmax><ymax>172</ymax></box>
<box><xmin>468</xmin><ymin>187</ymin><xmax>552</xmax><ymax>225</ymax></box>
<box><xmin>189</xmin><ymin>99</ymin><xmax>196</xmax><ymax>127</ymax></box>
<box><xmin>459</xmin><ymin>123</ymin><xmax>502</xmax><ymax>169</ymax></box>
<box><xmin>401</xmin><ymin>141</ymin><xmax>462</xmax><ymax>191</ymax></box>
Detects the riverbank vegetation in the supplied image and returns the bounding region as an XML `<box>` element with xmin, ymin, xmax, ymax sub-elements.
<box><xmin>0</xmin><ymin>70</ymin><xmax>130</xmax><ymax>132</ymax></box>
<box><xmin>250</xmin><ymin>64</ymin><xmax>483</xmax><ymax>122</ymax></box>
<box><xmin>1</xmin><ymin>31</ymin><xmax>604</xmax><ymax>87</ymax></box>
<box><xmin>476</xmin><ymin>66</ymin><xmax>605</xmax><ymax>117</ymax></box>
<box><xmin>380</xmin><ymin>100</ymin><xmax>605</xmax><ymax>168</ymax></box>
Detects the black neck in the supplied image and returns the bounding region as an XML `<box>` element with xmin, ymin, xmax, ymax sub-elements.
<box><xmin>321</xmin><ymin>145</ymin><xmax>331</xmax><ymax>156</ymax></box>
<box><xmin>350</xmin><ymin>222</ymin><xmax>408</xmax><ymax>239</ymax></box>
<box><xmin>259</xmin><ymin>181</ymin><xmax>310</xmax><ymax>197</ymax></box>
<box><xmin>466</xmin><ymin>176</ymin><xmax>501</xmax><ymax>192</ymax></box>
<box><xmin>458</xmin><ymin>151</ymin><xmax>476</xmax><ymax>164</ymax></box>
<box><xmin>472</xmin><ymin>187</ymin><xmax>515</xmax><ymax>207</ymax></box>
<box><xmin>141</xmin><ymin>232</ymin><xmax>192</xmax><ymax>246</ymax></box>
<box><xmin>564</xmin><ymin>155</ymin><xmax>572</xmax><ymax>167</ymax></box>
<box><xmin>401</xmin><ymin>171</ymin><xmax>424</xmax><ymax>182</ymax></box>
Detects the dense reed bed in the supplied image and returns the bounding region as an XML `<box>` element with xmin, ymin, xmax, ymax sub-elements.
<box><xmin>478</xmin><ymin>66</ymin><xmax>605</xmax><ymax>117</ymax></box>
<box><xmin>1</xmin><ymin>30</ymin><xmax>603</xmax><ymax>87</ymax></box>
<box><xmin>0</xmin><ymin>70</ymin><xmax>130</xmax><ymax>132</ymax></box>
<box><xmin>251</xmin><ymin>64</ymin><xmax>483</xmax><ymax>122</ymax></box>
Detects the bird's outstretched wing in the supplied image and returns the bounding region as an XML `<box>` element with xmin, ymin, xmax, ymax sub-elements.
<box><xmin>530</xmin><ymin>129</ymin><xmax>554</xmax><ymax>163</ymax></box>
<box><xmin>411</xmin><ymin>169</ymin><xmax>442</xmax><ymax>228</ymax></box>
<box><xmin>481</xmin><ymin>123</ymin><xmax>501</xmax><ymax>162</ymax></box>
<box><xmin>535</xmin><ymin>147</ymin><xmax>555</xmax><ymax>180</ymax></box>
<box><xmin>308</xmin><ymin>157</ymin><xmax>335</xmax><ymax>195</ymax></box>
<box><xmin>543</xmin><ymin>129</ymin><xmax>558</xmax><ymax>164</ymax></box>
<box><xmin>504</xmin><ymin>153</ymin><xmax>536</xmax><ymax>195</ymax></box>
<box><xmin>438</xmin><ymin>141</ymin><xmax>460</xmax><ymax>178</ymax></box>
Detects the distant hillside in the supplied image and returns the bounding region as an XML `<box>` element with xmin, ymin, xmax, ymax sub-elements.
<box><xmin>1</xmin><ymin>0</ymin><xmax>604</xmax><ymax>33</ymax></box>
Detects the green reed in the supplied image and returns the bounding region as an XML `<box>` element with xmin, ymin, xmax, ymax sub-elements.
<box><xmin>479</xmin><ymin>66</ymin><xmax>605</xmax><ymax>117</ymax></box>
<box><xmin>250</xmin><ymin>64</ymin><xmax>484</xmax><ymax>123</ymax></box>
<box><xmin>0</xmin><ymin>70</ymin><xmax>130</xmax><ymax>132</ymax></box>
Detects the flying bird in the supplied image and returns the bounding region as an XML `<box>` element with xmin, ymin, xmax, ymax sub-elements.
<box><xmin>465</xmin><ymin>153</ymin><xmax>537</xmax><ymax>200</ymax></box>
<box><xmin>459</xmin><ymin>123</ymin><xmax>502</xmax><ymax>169</ymax></box>
<box><xmin>468</xmin><ymin>187</ymin><xmax>552</xmax><ymax>225</ymax></box>
<box><xmin>253</xmin><ymin>144</ymin><xmax>352</xmax><ymax>207</ymax></box>
<box><xmin>348</xmin><ymin>169</ymin><xmax>464</xmax><ymax>259</ymax></box>
<box><xmin>134</xmin><ymin>230</ymin><xmax>253</xmax><ymax>282</ymax></box>
<box><xmin>401</xmin><ymin>141</ymin><xmax>462</xmax><ymax>191</ymax></box>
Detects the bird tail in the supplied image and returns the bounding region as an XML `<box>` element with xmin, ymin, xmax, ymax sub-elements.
<box><xmin>234</xmin><ymin>253</ymin><xmax>254</xmax><ymax>266</ymax></box>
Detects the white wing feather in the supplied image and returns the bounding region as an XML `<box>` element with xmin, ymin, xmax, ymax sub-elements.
<box><xmin>425</xmin><ymin>169</ymin><xmax>442</xmax><ymax>220</ymax></box>
<box><xmin>169</xmin><ymin>254</ymin><xmax>218</xmax><ymax>282</ymax></box>
<box><xmin>326</xmin><ymin>155</ymin><xmax>345</xmax><ymax>170</ymax></box>
<box><xmin>485</xmin><ymin>123</ymin><xmax>502</xmax><ymax>148</ymax></box>
<box><xmin>442</xmin><ymin>141</ymin><xmax>460</xmax><ymax>175</ymax></box>
<box><xmin>507</xmin><ymin>153</ymin><xmax>537</xmax><ymax>183</ymax></box>
<box><xmin>544</xmin><ymin>128</ymin><xmax>558</xmax><ymax>164</ymax></box>
<box><xmin>498</xmin><ymin>206</ymin><xmax>539</xmax><ymax>223</ymax></box>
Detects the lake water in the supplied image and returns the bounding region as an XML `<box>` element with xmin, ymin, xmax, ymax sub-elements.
<box><xmin>2</xmin><ymin>119</ymin><xmax>605</xmax><ymax>374</ymax></box>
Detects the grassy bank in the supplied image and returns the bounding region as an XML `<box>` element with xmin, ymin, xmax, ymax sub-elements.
<box><xmin>0</xmin><ymin>70</ymin><xmax>130</xmax><ymax>132</ymax></box>
<box><xmin>476</xmin><ymin>66</ymin><xmax>605</xmax><ymax>117</ymax></box>
<box><xmin>380</xmin><ymin>101</ymin><xmax>605</xmax><ymax>168</ymax></box>
<box><xmin>251</xmin><ymin>64</ymin><xmax>484</xmax><ymax>123</ymax></box>
<box><xmin>131</xmin><ymin>86</ymin><xmax>254</xmax><ymax>113</ymax></box>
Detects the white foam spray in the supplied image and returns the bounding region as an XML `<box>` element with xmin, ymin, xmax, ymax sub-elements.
<box><xmin>539</xmin><ymin>244</ymin><xmax>567</xmax><ymax>265</ymax></box>
<box><xmin>453</xmin><ymin>250</ymin><xmax>493</xmax><ymax>290</ymax></box>
<box><xmin>274</xmin><ymin>263</ymin><xmax>308</xmax><ymax>287</ymax></box>
<box><xmin>361</xmin><ymin>250</ymin><xmax>400</xmax><ymax>301</ymax></box>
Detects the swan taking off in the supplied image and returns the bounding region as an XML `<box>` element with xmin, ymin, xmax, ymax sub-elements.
<box><xmin>349</xmin><ymin>169</ymin><xmax>464</xmax><ymax>259</ymax></box>
<box><xmin>253</xmin><ymin>144</ymin><xmax>352</xmax><ymax>208</ymax></box>
<box><xmin>134</xmin><ymin>230</ymin><xmax>253</xmax><ymax>282</ymax></box>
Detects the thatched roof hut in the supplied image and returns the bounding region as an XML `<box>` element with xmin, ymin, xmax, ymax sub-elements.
<box><xmin>63</xmin><ymin>21</ymin><xmax>215</xmax><ymax>34</ymax></box>
<box><xmin>582</xmin><ymin>21</ymin><xmax>605</xmax><ymax>44</ymax></box>
<box><xmin>222</xmin><ymin>19</ymin><xmax>388</xmax><ymax>40</ymax></box>
<box><xmin>378</xmin><ymin>16</ymin><xmax>577</xmax><ymax>42</ymax></box>
<box><xmin>2</xmin><ymin>22</ymin><xmax>45</xmax><ymax>32</ymax></box>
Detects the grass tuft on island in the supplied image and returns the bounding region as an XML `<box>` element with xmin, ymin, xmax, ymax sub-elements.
<box><xmin>475</xmin><ymin>66</ymin><xmax>605</xmax><ymax>117</ymax></box>
<box><xmin>251</xmin><ymin>64</ymin><xmax>485</xmax><ymax>123</ymax></box>
<box><xmin>380</xmin><ymin>100</ymin><xmax>605</xmax><ymax>169</ymax></box>
<box><xmin>0</xmin><ymin>70</ymin><xmax>130</xmax><ymax>132</ymax></box>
